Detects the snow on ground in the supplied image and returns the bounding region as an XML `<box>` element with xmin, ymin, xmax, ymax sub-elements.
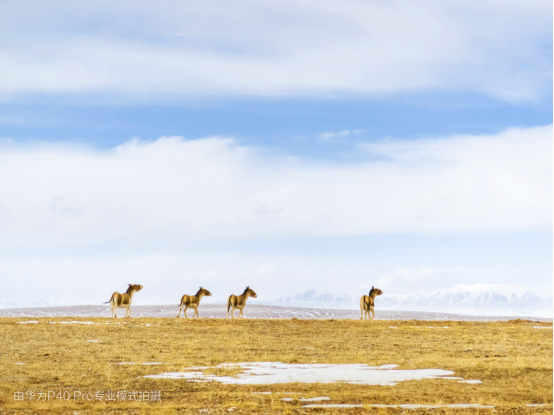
<box><xmin>1</xmin><ymin>304</ymin><xmax>551</xmax><ymax>321</ymax></box>
<box><xmin>302</xmin><ymin>404</ymin><xmax>495</xmax><ymax>409</ymax></box>
<box><xmin>143</xmin><ymin>362</ymin><xmax>462</xmax><ymax>386</ymax></box>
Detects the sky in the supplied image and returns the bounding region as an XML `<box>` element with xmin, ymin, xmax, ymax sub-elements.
<box><xmin>0</xmin><ymin>0</ymin><xmax>552</xmax><ymax>305</ymax></box>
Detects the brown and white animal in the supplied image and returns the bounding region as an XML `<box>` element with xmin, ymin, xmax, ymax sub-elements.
<box><xmin>360</xmin><ymin>286</ymin><xmax>383</xmax><ymax>321</ymax></box>
<box><xmin>177</xmin><ymin>287</ymin><xmax>212</xmax><ymax>319</ymax></box>
<box><xmin>226</xmin><ymin>286</ymin><xmax>257</xmax><ymax>319</ymax></box>
<box><xmin>104</xmin><ymin>284</ymin><xmax>143</xmax><ymax>318</ymax></box>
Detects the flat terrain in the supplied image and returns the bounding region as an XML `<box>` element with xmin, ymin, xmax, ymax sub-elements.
<box><xmin>1</xmin><ymin>304</ymin><xmax>551</xmax><ymax>321</ymax></box>
<box><xmin>0</xmin><ymin>317</ymin><xmax>551</xmax><ymax>414</ymax></box>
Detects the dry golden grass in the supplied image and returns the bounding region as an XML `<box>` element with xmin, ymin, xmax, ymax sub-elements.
<box><xmin>0</xmin><ymin>317</ymin><xmax>551</xmax><ymax>414</ymax></box>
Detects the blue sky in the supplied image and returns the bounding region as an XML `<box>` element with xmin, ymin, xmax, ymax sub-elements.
<box><xmin>1</xmin><ymin>91</ymin><xmax>551</xmax><ymax>157</ymax></box>
<box><xmin>0</xmin><ymin>0</ymin><xmax>551</xmax><ymax>304</ymax></box>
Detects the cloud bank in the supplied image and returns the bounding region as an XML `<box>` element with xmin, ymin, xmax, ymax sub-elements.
<box><xmin>0</xmin><ymin>125</ymin><xmax>551</xmax><ymax>302</ymax></box>
<box><xmin>0</xmin><ymin>125</ymin><xmax>551</xmax><ymax>249</ymax></box>
<box><xmin>0</xmin><ymin>0</ymin><xmax>551</xmax><ymax>101</ymax></box>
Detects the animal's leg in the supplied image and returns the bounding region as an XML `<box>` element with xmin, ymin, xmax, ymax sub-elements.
<box><xmin>194</xmin><ymin>308</ymin><xmax>199</xmax><ymax>319</ymax></box>
<box><xmin>177</xmin><ymin>305</ymin><xmax>183</xmax><ymax>318</ymax></box>
<box><xmin>360</xmin><ymin>308</ymin><xmax>363</xmax><ymax>320</ymax></box>
<box><xmin>231</xmin><ymin>308</ymin><xmax>235</xmax><ymax>319</ymax></box>
<box><xmin>184</xmin><ymin>307</ymin><xmax>188</xmax><ymax>319</ymax></box>
<box><xmin>239</xmin><ymin>308</ymin><xmax>244</xmax><ymax>318</ymax></box>
<box><xmin>369</xmin><ymin>306</ymin><xmax>375</xmax><ymax>321</ymax></box>
<box><xmin>128</xmin><ymin>307</ymin><xmax>132</xmax><ymax>318</ymax></box>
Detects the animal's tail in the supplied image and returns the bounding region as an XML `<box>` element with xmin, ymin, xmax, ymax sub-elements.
<box><xmin>226</xmin><ymin>295</ymin><xmax>233</xmax><ymax>317</ymax></box>
<box><xmin>103</xmin><ymin>293</ymin><xmax>115</xmax><ymax>305</ymax></box>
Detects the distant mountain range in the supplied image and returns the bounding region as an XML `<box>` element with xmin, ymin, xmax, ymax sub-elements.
<box><xmin>1</xmin><ymin>284</ymin><xmax>552</xmax><ymax>318</ymax></box>
<box><xmin>264</xmin><ymin>284</ymin><xmax>553</xmax><ymax>318</ymax></box>
<box><xmin>0</xmin><ymin>299</ymin><xmax>92</xmax><ymax>309</ymax></box>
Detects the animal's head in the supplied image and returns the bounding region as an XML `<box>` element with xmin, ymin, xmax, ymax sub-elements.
<box><xmin>199</xmin><ymin>286</ymin><xmax>212</xmax><ymax>297</ymax></box>
<box><xmin>370</xmin><ymin>286</ymin><xmax>383</xmax><ymax>296</ymax></box>
<box><xmin>245</xmin><ymin>286</ymin><xmax>257</xmax><ymax>298</ymax></box>
<box><xmin>128</xmin><ymin>284</ymin><xmax>143</xmax><ymax>293</ymax></box>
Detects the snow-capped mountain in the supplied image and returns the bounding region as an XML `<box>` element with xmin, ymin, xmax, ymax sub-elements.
<box><xmin>269</xmin><ymin>290</ymin><xmax>356</xmax><ymax>309</ymax></box>
<box><xmin>267</xmin><ymin>284</ymin><xmax>553</xmax><ymax>317</ymax></box>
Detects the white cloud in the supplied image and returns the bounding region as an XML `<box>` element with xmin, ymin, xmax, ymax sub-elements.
<box><xmin>318</xmin><ymin>130</ymin><xmax>365</xmax><ymax>141</ymax></box>
<box><xmin>372</xmin><ymin>267</ymin><xmax>463</xmax><ymax>294</ymax></box>
<box><xmin>0</xmin><ymin>249</ymin><xmax>547</xmax><ymax>304</ymax></box>
<box><xmin>0</xmin><ymin>0</ymin><xmax>550</xmax><ymax>101</ymax></box>
<box><xmin>0</xmin><ymin>251</ymin><xmax>370</xmax><ymax>304</ymax></box>
<box><xmin>1</xmin><ymin>125</ymin><xmax>551</xmax><ymax>303</ymax></box>
<box><xmin>0</xmin><ymin>125</ymin><xmax>551</xmax><ymax>250</ymax></box>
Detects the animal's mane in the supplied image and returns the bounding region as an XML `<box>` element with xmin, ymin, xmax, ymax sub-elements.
<box><xmin>126</xmin><ymin>285</ymin><xmax>134</xmax><ymax>294</ymax></box>
<box><xmin>241</xmin><ymin>287</ymin><xmax>250</xmax><ymax>295</ymax></box>
<box><xmin>369</xmin><ymin>287</ymin><xmax>375</xmax><ymax>297</ymax></box>
<box><xmin>195</xmin><ymin>288</ymin><xmax>203</xmax><ymax>296</ymax></box>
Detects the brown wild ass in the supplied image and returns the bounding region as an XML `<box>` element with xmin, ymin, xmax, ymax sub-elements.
<box><xmin>104</xmin><ymin>284</ymin><xmax>143</xmax><ymax>318</ymax></box>
<box><xmin>226</xmin><ymin>286</ymin><xmax>257</xmax><ymax>319</ymax></box>
<box><xmin>177</xmin><ymin>287</ymin><xmax>212</xmax><ymax>319</ymax></box>
<box><xmin>360</xmin><ymin>286</ymin><xmax>383</xmax><ymax>321</ymax></box>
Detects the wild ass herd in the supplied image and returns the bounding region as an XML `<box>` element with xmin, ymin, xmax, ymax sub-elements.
<box><xmin>105</xmin><ymin>285</ymin><xmax>383</xmax><ymax>320</ymax></box>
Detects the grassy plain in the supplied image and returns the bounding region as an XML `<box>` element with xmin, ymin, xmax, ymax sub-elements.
<box><xmin>0</xmin><ymin>317</ymin><xmax>551</xmax><ymax>414</ymax></box>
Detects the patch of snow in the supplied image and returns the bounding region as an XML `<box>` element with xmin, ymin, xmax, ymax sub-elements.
<box><xmin>144</xmin><ymin>362</ymin><xmax>470</xmax><ymax>386</ymax></box>
<box><xmin>458</xmin><ymin>380</ymin><xmax>482</xmax><ymax>384</ymax></box>
<box><xmin>303</xmin><ymin>404</ymin><xmax>494</xmax><ymax>409</ymax></box>
<box><xmin>303</xmin><ymin>404</ymin><xmax>362</xmax><ymax>408</ymax></box>
<box><xmin>18</xmin><ymin>321</ymin><xmax>39</xmax><ymax>324</ymax></box>
<box><xmin>299</xmin><ymin>397</ymin><xmax>331</xmax><ymax>402</ymax></box>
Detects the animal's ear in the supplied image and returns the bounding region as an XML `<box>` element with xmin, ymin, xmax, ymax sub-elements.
<box><xmin>128</xmin><ymin>284</ymin><xmax>132</xmax><ymax>286</ymax></box>
<box><xmin>372</xmin><ymin>286</ymin><xmax>374</xmax><ymax>289</ymax></box>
